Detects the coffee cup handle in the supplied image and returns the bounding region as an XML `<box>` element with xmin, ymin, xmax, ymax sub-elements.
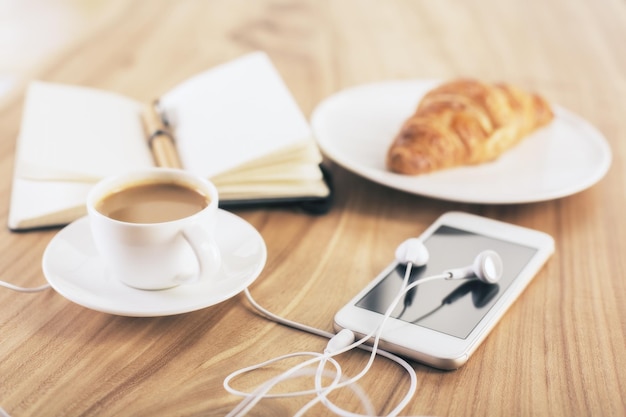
<box><xmin>181</xmin><ymin>226</ymin><xmax>221</xmax><ymax>282</ymax></box>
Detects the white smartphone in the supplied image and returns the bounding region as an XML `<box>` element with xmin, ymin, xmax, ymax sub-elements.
<box><xmin>334</xmin><ymin>211</ymin><xmax>554</xmax><ymax>370</ymax></box>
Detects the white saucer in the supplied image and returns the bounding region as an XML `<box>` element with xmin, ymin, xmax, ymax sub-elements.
<box><xmin>42</xmin><ymin>210</ymin><xmax>267</xmax><ymax>317</ymax></box>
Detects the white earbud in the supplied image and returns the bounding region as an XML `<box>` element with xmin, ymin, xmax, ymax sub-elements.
<box><xmin>395</xmin><ymin>238</ymin><xmax>430</xmax><ymax>266</ymax></box>
<box><xmin>443</xmin><ymin>250</ymin><xmax>503</xmax><ymax>284</ymax></box>
<box><xmin>395</xmin><ymin>239</ymin><xmax>502</xmax><ymax>283</ymax></box>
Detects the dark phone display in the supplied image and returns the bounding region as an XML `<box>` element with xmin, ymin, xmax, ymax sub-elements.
<box><xmin>356</xmin><ymin>226</ymin><xmax>538</xmax><ymax>339</ymax></box>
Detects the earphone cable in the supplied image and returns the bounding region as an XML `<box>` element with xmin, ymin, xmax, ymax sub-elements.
<box><xmin>236</xmin><ymin>268</ymin><xmax>449</xmax><ymax>416</ymax></box>
<box><xmin>243</xmin><ymin>287</ymin><xmax>335</xmax><ymax>340</ymax></box>
<box><xmin>239</xmin><ymin>287</ymin><xmax>413</xmax><ymax>416</ymax></box>
<box><xmin>0</xmin><ymin>280</ymin><xmax>50</xmax><ymax>293</ymax></box>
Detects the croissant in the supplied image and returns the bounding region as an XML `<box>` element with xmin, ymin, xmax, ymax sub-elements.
<box><xmin>386</xmin><ymin>79</ymin><xmax>554</xmax><ymax>175</ymax></box>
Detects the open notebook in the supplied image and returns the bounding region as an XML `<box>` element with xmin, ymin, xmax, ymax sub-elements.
<box><xmin>8</xmin><ymin>52</ymin><xmax>331</xmax><ymax>231</ymax></box>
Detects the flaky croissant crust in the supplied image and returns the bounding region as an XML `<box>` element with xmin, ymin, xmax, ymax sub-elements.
<box><xmin>386</xmin><ymin>79</ymin><xmax>554</xmax><ymax>175</ymax></box>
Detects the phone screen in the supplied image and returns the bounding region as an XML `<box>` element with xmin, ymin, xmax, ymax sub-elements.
<box><xmin>355</xmin><ymin>226</ymin><xmax>538</xmax><ymax>339</ymax></box>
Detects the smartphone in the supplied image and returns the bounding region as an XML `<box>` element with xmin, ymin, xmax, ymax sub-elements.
<box><xmin>334</xmin><ymin>211</ymin><xmax>555</xmax><ymax>370</ymax></box>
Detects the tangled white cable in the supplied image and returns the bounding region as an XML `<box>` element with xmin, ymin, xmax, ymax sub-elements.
<box><xmin>224</xmin><ymin>263</ymin><xmax>449</xmax><ymax>416</ymax></box>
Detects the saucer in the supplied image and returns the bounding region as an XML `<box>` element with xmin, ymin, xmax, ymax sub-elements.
<box><xmin>42</xmin><ymin>210</ymin><xmax>267</xmax><ymax>317</ymax></box>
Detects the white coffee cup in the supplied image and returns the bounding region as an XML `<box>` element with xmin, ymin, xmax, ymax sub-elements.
<box><xmin>87</xmin><ymin>168</ymin><xmax>221</xmax><ymax>290</ymax></box>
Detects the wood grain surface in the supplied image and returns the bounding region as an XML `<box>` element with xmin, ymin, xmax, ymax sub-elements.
<box><xmin>1</xmin><ymin>0</ymin><xmax>624</xmax><ymax>416</ymax></box>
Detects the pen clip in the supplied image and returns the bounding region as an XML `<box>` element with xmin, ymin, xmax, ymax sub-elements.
<box><xmin>144</xmin><ymin>99</ymin><xmax>173</xmax><ymax>142</ymax></box>
<box><xmin>153</xmin><ymin>99</ymin><xmax>170</xmax><ymax>127</ymax></box>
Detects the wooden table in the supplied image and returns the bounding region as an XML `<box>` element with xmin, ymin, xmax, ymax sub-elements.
<box><xmin>1</xmin><ymin>1</ymin><xmax>624</xmax><ymax>416</ymax></box>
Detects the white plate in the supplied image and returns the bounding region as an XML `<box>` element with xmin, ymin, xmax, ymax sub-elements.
<box><xmin>42</xmin><ymin>210</ymin><xmax>267</xmax><ymax>317</ymax></box>
<box><xmin>311</xmin><ymin>80</ymin><xmax>612</xmax><ymax>204</ymax></box>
